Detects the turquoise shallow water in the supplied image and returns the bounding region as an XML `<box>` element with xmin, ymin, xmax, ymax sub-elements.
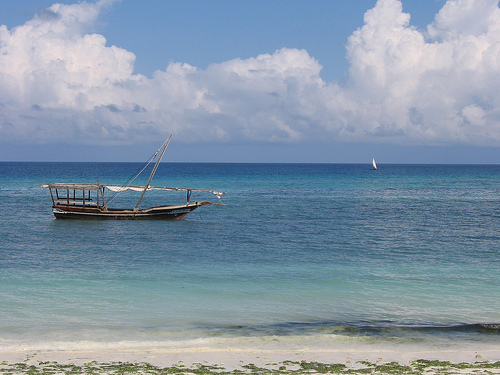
<box><xmin>0</xmin><ymin>162</ymin><xmax>499</xmax><ymax>349</ymax></box>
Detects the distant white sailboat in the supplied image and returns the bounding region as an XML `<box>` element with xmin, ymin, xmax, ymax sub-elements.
<box><xmin>372</xmin><ymin>158</ymin><xmax>378</xmax><ymax>170</ymax></box>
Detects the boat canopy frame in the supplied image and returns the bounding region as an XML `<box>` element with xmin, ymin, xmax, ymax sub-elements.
<box><xmin>41</xmin><ymin>183</ymin><xmax>106</xmax><ymax>210</ymax></box>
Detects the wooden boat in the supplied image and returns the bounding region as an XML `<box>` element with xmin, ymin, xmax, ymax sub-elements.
<box><xmin>41</xmin><ymin>136</ymin><xmax>224</xmax><ymax>220</ymax></box>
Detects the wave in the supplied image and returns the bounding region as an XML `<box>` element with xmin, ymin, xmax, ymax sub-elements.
<box><xmin>197</xmin><ymin>320</ymin><xmax>500</xmax><ymax>338</ymax></box>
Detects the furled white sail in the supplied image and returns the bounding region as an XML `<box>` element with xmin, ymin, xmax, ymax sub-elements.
<box><xmin>106</xmin><ymin>184</ymin><xmax>224</xmax><ymax>198</ymax></box>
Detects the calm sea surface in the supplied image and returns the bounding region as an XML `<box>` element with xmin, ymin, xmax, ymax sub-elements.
<box><xmin>0</xmin><ymin>162</ymin><xmax>499</xmax><ymax>351</ymax></box>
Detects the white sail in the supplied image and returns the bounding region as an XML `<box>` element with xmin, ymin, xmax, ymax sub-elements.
<box><xmin>372</xmin><ymin>158</ymin><xmax>378</xmax><ymax>170</ymax></box>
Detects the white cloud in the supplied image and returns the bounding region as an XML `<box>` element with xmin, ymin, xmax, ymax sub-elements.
<box><xmin>0</xmin><ymin>0</ymin><xmax>499</xmax><ymax>147</ymax></box>
<box><xmin>343</xmin><ymin>0</ymin><xmax>500</xmax><ymax>144</ymax></box>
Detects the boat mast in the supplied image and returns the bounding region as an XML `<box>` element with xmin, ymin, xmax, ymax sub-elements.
<box><xmin>134</xmin><ymin>135</ymin><xmax>172</xmax><ymax>210</ymax></box>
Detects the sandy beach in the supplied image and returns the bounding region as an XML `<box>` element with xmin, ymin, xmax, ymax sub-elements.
<box><xmin>2</xmin><ymin>338</ymin><xmax>500</xmax><ymax>374</ymax></box>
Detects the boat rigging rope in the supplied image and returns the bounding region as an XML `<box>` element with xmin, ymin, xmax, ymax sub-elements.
<box><xmin>106</xmin><ymin>139</ymin><xmax>167</xmax><ymax>205</ymax></box>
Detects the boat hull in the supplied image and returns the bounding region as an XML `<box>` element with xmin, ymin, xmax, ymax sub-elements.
<box><xmin>51</xmin><ymin>202</ymin><xmax>208</xmax><ymax>220</ymax></box>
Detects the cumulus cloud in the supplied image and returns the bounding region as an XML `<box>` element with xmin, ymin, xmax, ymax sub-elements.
<box><xmin>345</xmin><ymin>0</ymin><xmax>500</xmax><ymax>144</ymax></box>
<box><xmin>0</xmin><ymin>0</ymin><xmax>499</xmax><ymax>146</ymax></box>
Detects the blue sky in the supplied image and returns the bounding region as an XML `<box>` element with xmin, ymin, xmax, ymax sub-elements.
<box><xmin>2</xmin><ymin>1</ymin><xmax>444</xmax><ymax>82</ymax></box>
<box><xmin>1</xmin><ymin>0</ymin><xmax>499</xmax><ymax>163</ymax></box>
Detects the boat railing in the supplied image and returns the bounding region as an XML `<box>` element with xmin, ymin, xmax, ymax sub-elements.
<box><xmin>53</xmin><ymin>198</ymin><xmax>99</xmax><ymax>207</ymax></box>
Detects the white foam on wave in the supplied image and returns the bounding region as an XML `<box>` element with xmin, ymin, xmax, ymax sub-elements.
<box><xmin>0</xmin><ymin>330</ymin><xmax>492</xmax><ymax>354</ymax></box>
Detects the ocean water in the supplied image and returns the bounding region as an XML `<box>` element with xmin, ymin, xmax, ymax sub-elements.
<box><xmin>0</xmin><ymin>162</ymin><xmax>499</xmax><ymax>353</ymax></box>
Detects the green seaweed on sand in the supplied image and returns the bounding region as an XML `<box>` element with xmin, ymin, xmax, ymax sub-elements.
<box><xmin>298</xmin><ymin>361</ymin><xmax>347</xmax><ymax>373</ymax></box>
<box><xmin>1</xmin><ymin>360</ymin><xmax>500</xmax><ymax>375</ymax></box>
<box><xmin>370</xmin><ymin>362</ymin><xmax>418</xmax><ymax>374</ymax></box>
<box><xmin>241</xmin><ymin>363</ymin><xmax>266</xmax><ymax>372</ymax></box>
